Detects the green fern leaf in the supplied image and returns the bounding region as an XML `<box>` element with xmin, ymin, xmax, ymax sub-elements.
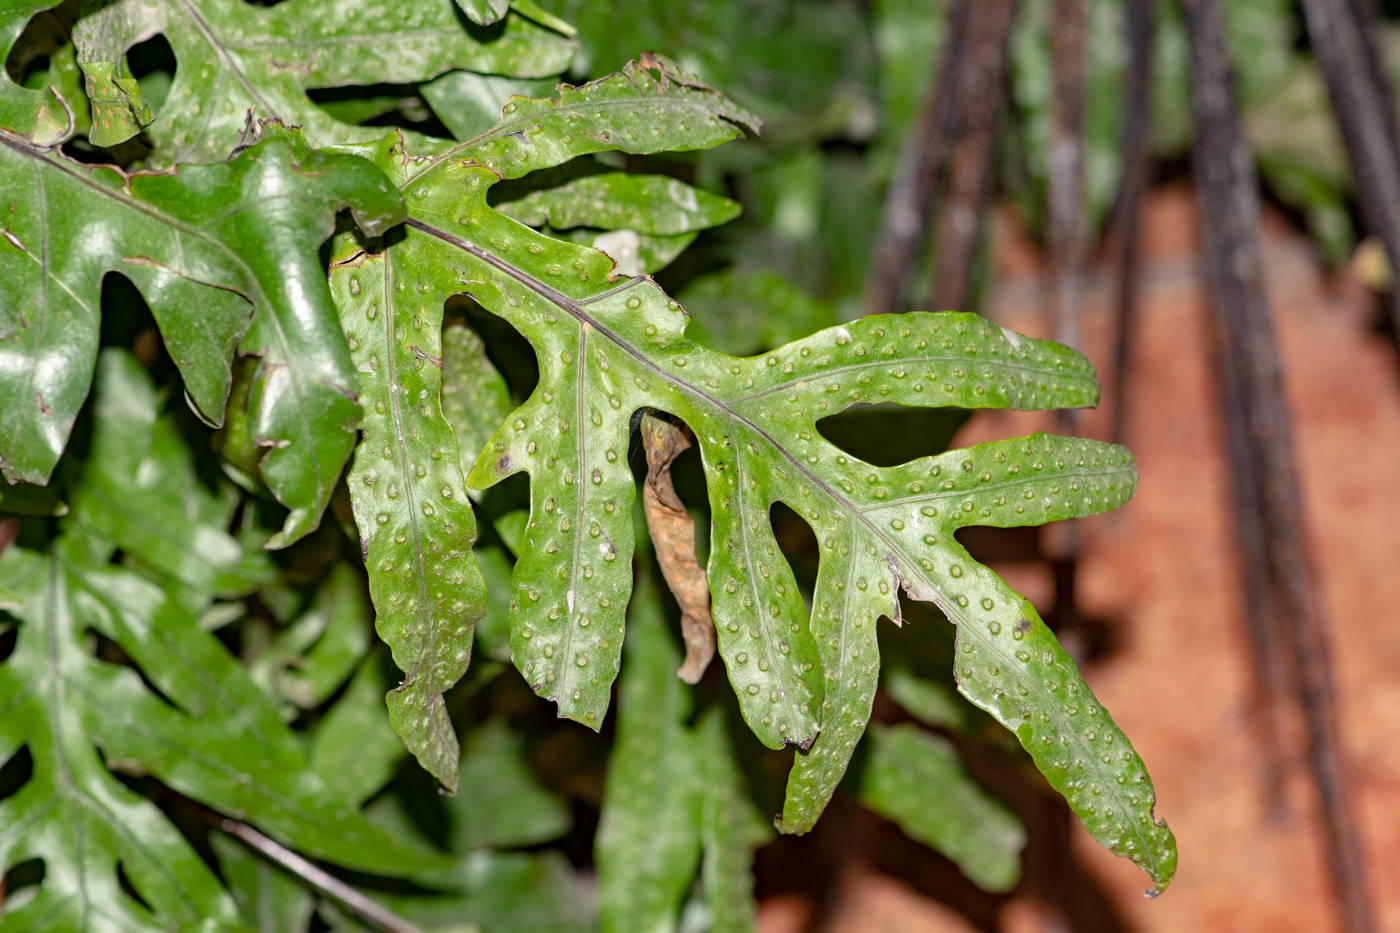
<box><xmin>0</xmin><ymin>120</ymin><xmax>403</xmax><ymax>544</ymax></box>
<box><xmin>595</xmin><ymin>570</ymin><xmax>704</xmax><ymax>933</ymax></box>
<box><xmin>858</xmin><ymin>723</ymin><xmax>1024</xmax><ymax>892</ymax></box>
<box><xmin>0</xmin><ymin>547</ymin><xmax>243</xmax><ymax>933</ymax></box>
<box><xmin>66</xmin><ymin>0</ymin><xmax>574</xmax><ymax>161</ymax></box>
<box><xmin>335</xmin><ymin>57</ymin><xmax>1174</xmax><ymax>892</ymax></box>
<box><xmin>0</xmin><ymin>353</ymin><xmax>450</xmax><ymax>929</ymax></box>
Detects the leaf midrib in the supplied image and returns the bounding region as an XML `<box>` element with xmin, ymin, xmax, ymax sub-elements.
<box><xmin>406</xmin><ymin>217</ymin><xmax>1167</xmax><ymax>879</ymax></box>
<box><xmin>380</xmin><ymin>249</ymin><xmax>443</xmax><ymax>707</ymax></box>
<box><xmin>173</xmin><ymin>0</ymin><xmax>276</xmax><ymax>118</ymax></box>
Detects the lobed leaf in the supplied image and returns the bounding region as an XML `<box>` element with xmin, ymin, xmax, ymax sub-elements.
<box><xmin>329</xmin><ymin>204</ymin><xmax>488</xmax><ymax>791</ymax></box>
<box><xmin>338</xmin><ymin>55</ymin><xmax>1172</xmax><ymax>890</ymax></box>
<box><xmin>308</xmin><ymin>656</ymin><xmax>406</xmax><ymax>805</ymax></box>
<box><xmin>0</xmin><ymin>1</ymin><xmax>74</xmax><ymax>146</ymax></box>
<box><xmin>323</xmin><ymin>851</ymin><xmax>591</xmax><ymax>933</ymax></box>
<box><xmin>0</xmin><ymin>547</ymin><xmax>241</xmax><ymax>933</ymax></box>
<box><xmin>0</xmin><ymin>128</ymin><xmax>404</xmax><ymax>546</ymax></box>
<box><xmin>440</xmin><ymin>319</ymin><xmax>514</xmax><ymax>494</ymax></box>
<box><xmin>249</xmin><ymin>562</ymin><xmax>375</xmax><ymax>713</ymax></box>
<box><xmin>556</xmin><ymin>224</ymin><xmax>697</xmax><ymax>275</ymax></box>
<box><xmin>212</xmin><ymin>832</ymin><xmax>316</xmax><ymax>933</ymax></box>
<box><xmin>446</xmin><ymin>720</ymin><xmax>572</xmax><ymax>850</ymax></box>
<box><xmin>66</xmin><ymin>351</ymin><xmax>274</xmax><ymax>597</ymax></box>
<box><xmin>696</xmin><ymin>708</ymin><xmax>770</xmax><ymax>933</ymax></box>
<box><xmin>66</xmin><ymin>0</ymin><xmax>575</xmax><ymax>162</ymax></box>
<box><xmin>67</xmin><ymin>547</ymin><xmax>446</xmax><ymax>877</ymax></box>
<box><xmin>421</xmin><ymin>70</ymin><xmax>559</xmax><ymax>147</ymax></box>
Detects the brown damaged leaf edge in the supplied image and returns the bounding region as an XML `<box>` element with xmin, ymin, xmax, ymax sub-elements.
<box><xmin>640</xmin><ymin>412</ymin><xmax>716</xmax><ymax>684</ymax></box>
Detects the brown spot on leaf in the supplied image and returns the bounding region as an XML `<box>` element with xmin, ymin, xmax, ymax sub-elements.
<box><xmin>1016</xmin><ymin>618</ymin><xmax>1032</xmax><ymax>634</ymax></box>
<box><xmin>640</xmin><ymin>413</ymin><xmax>715</xmax><ymax>683</ymax></box>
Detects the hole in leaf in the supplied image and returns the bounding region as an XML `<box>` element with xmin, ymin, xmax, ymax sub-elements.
<box><xmin>953</xmin><ymin>524</ymin><xmax>1053</xmax><ymax>623</ymax></box>
<box><xmin>116</xmin><ymin>861</ymin><xmax>152</xmax><ymax>911</ymax></box>
<box><xmin>3</xmin><ymin>3</ymin><xmax>73</xmax><ymax>86</ymax></box>
<box><xmin>88</xmin><ymin>626</ymin><xmax>185</xmax><ymax>712</ymax></box>
<box><xmin>124</xmin><ymin>33</ymin><xmax>176</xmax><ymax>118</ymax></box>
<box><xmin>952</xmin><ymin>526</ymin><xmax>1122</xmax><ymax>663</ymax></box>
<box><xmin>307</xmin><ymin>84</ymin><xmax>450</xmax><ymax>137</ymax></box>
<box><xmin>953</xmin><ymin>525</ymin><xmax>1043</xmax><ymax>565</ymax></box>
<box><xmin>0</xmin><ymin>621</ymin><xmax>16</xmax><ymax>664</ymax></box>
<box><xmin>14</xmin><ymin>54</ymin><xmax>50</xmax><ymax>87</ymax></box>
<box><xmin>0</xmin><ymin>857</ymin><xmax>45</xmax><ymax>912</ymax></box>
<box><xmin>98</xmin><ymin>273</ymin><xmax>165</xmax><ymax>367</ymax></box>
<box><xmin>486</xmin><ymin>157</ymin><xmax>612</xmax><ymax>209</ymax></box>
<box><xmin>769</xmin><ymin>501</ymin><xmax>818</xmax><ymax>595</ymax></box>
<box><xmin>445</xmin><ymin>295</ymin><xmax>538</xmax><ymax>403</ymax></box>
<box><xmin>0</xmin><ymin>746</ymin><xmax>34</xmax><ymax>803</ymax></box>
<box><xmin>816</xmin><ymin>404</ymin><xmax>970</xmax><ymax>467</ymax></box>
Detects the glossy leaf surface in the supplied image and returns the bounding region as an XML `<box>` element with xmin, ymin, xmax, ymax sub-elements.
<box><xmin>329</xmin><ymin>175</ymin><xmax>488</xmax><ymax>791</ymax></box>
<box><xmin>0</xmin><ymin>537</ymin><xmax>445</xmax><ymax>928</ymax></box>
<box><xmin>496</xmin><ymin>172</ymin><xmax>741</xmax><ymax>235</ymax></box>
<box><xmin>0</xmin><ymin>546</ymin><xmax>240</xmax><ymax>933</ymax></box>
<box><xmin>69</xmin><ymin>0</ymin><xmax>575</xmax><ymax>163</ymax></box>
<box><xmin>357</xmin><ymin>55</ymin><xmax>1172</xmax><ymax>891</ymax></box>
<box><xmin>0</xmin><ymin>127</ymin><xmax>404</xmax><ymax>546</ymax></box>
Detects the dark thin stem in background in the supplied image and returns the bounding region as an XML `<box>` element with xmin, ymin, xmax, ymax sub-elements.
<box><xmin>216</xmin><ymin>817</ymin><xmax>427</xmax><ymax>933</ymax></box>
<box><xmin>1048</xmin><ymin>0</ymin><xmax>1088</xmax><ymax>359</ymax></box>
<box><xmin>930</xmin><ymin>0</ymin><xmax>1016</xmax><ymax>314</ymax></box>
<box><xmin>862</xmin><ymin>0</ymin><xmax>969</xmax><ymax>318</ymax></box>
<box><xmin>1299</xmin><ymin>0</ymin><xmax>1400</xmax><ymax>346</ymax></box>
<box><xmin>1109</xmin><ymin>0</ymin><xmax>1154</xmax><ymax>448</ymax></box>
<box><xmin>1182</xmin><ymin>3</ymin><xmax>1375</xmax><ymax>931</ymax></box>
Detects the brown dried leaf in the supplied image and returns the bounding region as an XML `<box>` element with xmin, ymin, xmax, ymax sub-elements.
<box><xmin>640</xmin><ymin>413</ymin><xmax>715</xmax><ymax>683</ymax></box>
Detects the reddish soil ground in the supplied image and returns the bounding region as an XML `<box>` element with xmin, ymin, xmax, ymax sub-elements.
<box><xmin>759</xmin><ymin>185</ymin><xmax>1400</xmax><ymax>932</ymax></box>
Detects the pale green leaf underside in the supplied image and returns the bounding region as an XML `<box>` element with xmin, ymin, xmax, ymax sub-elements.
<box><xmin>336</xmin><ymin>58</ymin><xmax>1174</xmax><ymax>891</ymax></box>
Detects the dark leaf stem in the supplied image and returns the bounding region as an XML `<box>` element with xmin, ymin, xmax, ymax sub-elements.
<box><xmin>1297</xmin><ymin>0</ymin><xmax>1400</xmax><ymax>346</ymax></box>
<box><xmin>863</xmin><ymin>0</ymin><xmax>969</xmax><ymax>318</ymax></box>
<box><xmin>1048</xmin><ymin>0</ymin><xmax>1088</xmax><ymax>359</ymax></box>
<box><xmin>1183</xmin><ymin>2</ymin><xmax>1376</xmax><ymax>928</ymax></box>
<box><xmin>930</xmin><ymin>0</ymin><xmax>1016</xmax><ymax>314</ymax></box>
<box><xmin>217</xmin><ymin>817</ymin><xmax>427</xmax><ymax>933</ymax></box>
<box><xmin>1109</xmin><ymin>0</ymin><xmax>1155</xmax><ymax>447</ymax></box>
